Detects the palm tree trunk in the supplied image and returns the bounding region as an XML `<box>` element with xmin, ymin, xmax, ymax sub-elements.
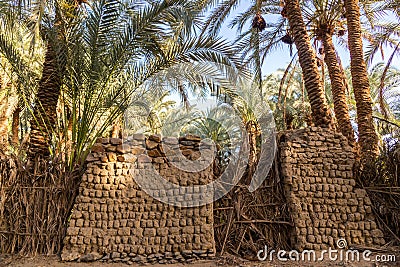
<box><xmin>321</xmin><ymin>33</ymin><xmax>356</xmax><ymax>147</ymax></box>
<box><xmin>0</xmin><ymin>76</ymin><xmax>8</xmax><ymax>152</ymax></box>
<box><xmin>254</xmin><ymin>0</ymin><xmax>263</xmax><ymax>97</ymax></box>
<box><xmin>344</xmin><ymin>0</ymin><xmax>379</xmax><ymax>161</ymax></box>
<box><xmin>245</xmin><ymin>121</ymin><xmax>260</xmax><ymax>185</ymax></box>
<box><xmin>253</xmin><ymin>29</ymin><xmax>263</xmax><ymax>97</ymax></box>
<box><xmin>285</xmin><ymin>0</ymin><xmax>333</xmax><ymax>128</ymax></box>
<box><xmin>27</xmin><ymin>2</ymin><xmax>77</xmax><ymax>160</ymax></box>
<box><xmin>28</xmin><ymin>43</ymin><xmax>62</xmax><ymax>159</ymax></box>
<box><xmin>0</xmin><ymin>104</ymin><xmax>8</xmax><ymax>152</ymax></box>
<box><xmin>11</xmin><ymin>106</ymin><xmax>20</xmax><ymax>147</ymax></box>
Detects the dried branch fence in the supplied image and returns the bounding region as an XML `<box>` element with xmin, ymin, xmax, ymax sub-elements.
<box><xmin>0</xmin><ymin>156</ymin><xmax>82</xmax><ymax>255</ymax></box>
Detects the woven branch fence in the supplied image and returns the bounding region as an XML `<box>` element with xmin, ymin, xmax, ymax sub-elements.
<box><xmin>213</xmin><ymin>151</ymin><xmax>292</xmax><ymax>259</ymax></box>
<box><xmin>0</xmin><ymin>155</ymin><xmax>82</xmax><ymax>255</ymax></box>
<box><xmin>356</xmin><ymin>142</ymin><xmax>400</xmax><ymax>247</ymax></box>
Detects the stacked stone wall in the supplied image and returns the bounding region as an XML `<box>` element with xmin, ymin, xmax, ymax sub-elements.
<box><xmin>61</xmin><ymin>134</ymin><xmax>215</xmax><ymax>264</ymax></box>
<box><xmin>279</xmin><ymin>127</ymin><xmax>385</xmax><ymax>250</ymax></box>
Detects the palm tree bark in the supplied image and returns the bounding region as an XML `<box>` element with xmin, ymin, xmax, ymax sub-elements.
<box><xmin>28</xmin><ymin>43</ymin><xmax>62</xmax><ymax>158</ymax></box>
<box><xmin>344</xmin><ymin>0</ymin><xmax>379</xmax><ymax>160</ymax></box>
<box><xmin>321</xmin><ymin>33</ymin><xmax>356</xmax><ymax>147</ymax></box>
<box><xmin>254</xmin><ymin>0</ymin><xmax>263</xmax><ymax>97</ymax></box>
<box><xmin>0</xmin><ymin>102</ymin><xmax>8</xmax><ymax>152</ymax></box>
<box><xmin>245</xmin><ymin>120</ymin><xmax>260</xmax><ymax>185</ymax></box>
<box><xmin>285</xmin><ymin>0</ymin><xmax>333</xmax><ymax>128</ymax></box>
<box><xmin>0</xmin><ymin>76</ymin><xmax>8</xmax><ymax>152</ymax></box>
<box><xmin>27</xmin><ymin>2</ymin><xmax>77</xmax><ymax>160</ymax></box>
<box><xmin>253</xmin><ymin>29</ymin><xmax>263</xmax><ymax>97</ymax></box>
<box><xmin>11</xmin><ymin>106</ymin><xmax>20</xmax><ymax>147</ymax></box>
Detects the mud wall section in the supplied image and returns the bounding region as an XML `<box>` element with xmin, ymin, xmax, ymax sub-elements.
<box><xmin>279</xmin><ymin>127</ymin><xmax>385</xmax><ymax>250</ymax></box>
<box><xmin>62</xmin><ymin>128</ymin><xmax>385</xmax><ymax>263</ymax></box>
<box><xmin>61</xmin><ymin>135</ymin><xmax>215</xmax><ymax>264</ymax></box>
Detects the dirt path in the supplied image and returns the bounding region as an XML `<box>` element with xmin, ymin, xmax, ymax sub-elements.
<box><xmin>1</xmin><ymin>254</ymin><xmax>399</xmax><ymax>267</ymax></box>
<box><xmin>1</xmin><ymin>256</ymin><xmax>218</xmax><ymax>267</ymax></box>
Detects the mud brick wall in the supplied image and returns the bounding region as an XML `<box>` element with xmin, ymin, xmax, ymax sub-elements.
<box><xmin>61</xmin><ymin>134</ymin><xmax>215</xmax><ymax>264</ymax></box>
<box><xmin>280</xmin><ymin>127</ymin><xmax>385</xmax><ymax>251</ymax></box>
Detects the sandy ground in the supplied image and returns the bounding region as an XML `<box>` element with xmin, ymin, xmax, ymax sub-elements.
<box><xmin>1</xmin><ymin>254</ymin><xmax>399</xmax><ymax>267</ymax></box>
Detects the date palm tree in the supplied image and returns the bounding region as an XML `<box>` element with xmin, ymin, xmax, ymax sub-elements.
<box><xmin>202</xmin><ymin>0</ymin><xmax>269</xmax><ymax>96</ymax></box>
<box><xmin>27</xmin><ymin>0</ymin><xmax>83</xmax><ymax>159</ymax></box>
<box><xmin>0</xmin><ymin>0</ymin><xmax>241</xmax><ymax>165</ymax></box>
<box><xmin>28</xmin><ymin>42</ymin><xmax>62</xmax><ymax>158</ymax></box>
<box><xmin>0</xmin><ymin>0</ymin><xmax>81</xmax><ymax>158</ymax></box>
<box><xmin>264</xmin><ymin>63</ymin><xmax>313</xmax><ymax>131</ymax></box>
<box><xmin>344</xmin><ymin>0</ymin><xmax>379</xmax><ymax>161</ymax></box>
<box><xmin>0</xmin><ymin>10</ymin><xmax>43</xmax><ymax>153</ymax></box>
<box><xmin>204</xmin><ymin>0</ymin><xmax>335</xmax><ymax>127</ymax></box>
<box><xmin>284</xmin><ymin>0</ymin><xmax>333</xmax><ymax>127</ymax></box>
<box><xmin>368</xmin><ymin>63</ymin><xmax>400</xmax><ymax>137</ymax></box>
<box><xmin>344</xmin><ymin>63</ymin><xmax>400</xmax><ymax>138</ymax></box>
<box><xmin>320</xmin><ymin>33</ymin><xmax>355</xmax><ymax>144</ymax></box>
<box><xmin>58</xmin><ymin>0</ymin><xmax>241</xmax><ymax>167</ymax></box>
<box><xmin>298</xmin><ymin>0</ymin><xmax>356</xmax><ymax>145</ymax></box>
<box><xmin>364</xmin><ymin>18</ymin><xmax>400</xmax><ymax>123</ymax></box>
